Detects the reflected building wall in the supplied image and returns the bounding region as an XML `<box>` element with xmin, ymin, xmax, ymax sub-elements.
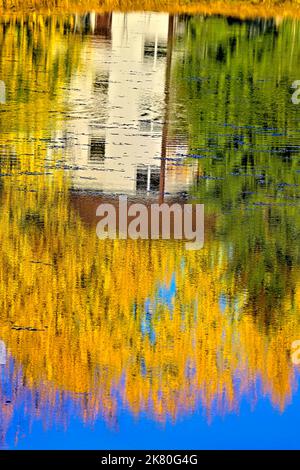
<box><xmin>65</xmin><ymin>12</ymin><xmax>197</xmax><ymax>197</ymax></box>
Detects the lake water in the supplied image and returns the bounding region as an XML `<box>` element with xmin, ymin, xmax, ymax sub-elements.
<box><xmin>0</xmin><ymin>11</ymin><xmax>300</xmax><ymax>450</ymax></box>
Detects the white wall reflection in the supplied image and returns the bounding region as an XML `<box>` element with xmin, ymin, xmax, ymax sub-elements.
<box><xmin>62</xmin><ymin>12</ymin><xmax>197</xmax><ymax>197</ymax></box>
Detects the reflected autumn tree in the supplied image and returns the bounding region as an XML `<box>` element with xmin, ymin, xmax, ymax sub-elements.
<box><xmin>172</xmin><ymin>15</ymin><xmax>300</xmax><ymax>325</ymax></box>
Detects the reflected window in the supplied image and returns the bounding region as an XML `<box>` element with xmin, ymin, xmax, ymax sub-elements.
<box><xmin>139</xmin><ymin>120</ymin><xmax>163</xmax><ymax>134</ymax></box>
<box><xmin>150</xmin><ymin>168</ymin><xmax>160</xmax><ymax>191</ymax></box>
<box><xmin>152</xmin><ymin>121</ymin><xmax>163</xmax><ymax>133</ymax></box>
<box><xmin>89</xmin><ymin>137</ymin><xmax>105</xmax><ymax>163</ymax></box>
<box><xmin>139</xmin><ymin>120</ymin><xmax>152</xmax><ymax>133</ymax></box>
<box><xmin>144</xmin><ymin>42</ymin><xmax>167</xmax><ymax>58</ymax></box>
<box><xmin>94</xmin><ymin>73</ymin><xmax>109</xmax><ymax>93</ymax></box>
<box><xmin>136</xmin><ymin>165</ymin><xmax>160</xmax><ymax>192</ymax></box>
<box><xmin>136</xmin><ymin>166</ymin><xmax>148</xmax><ymax>191</ymax></box>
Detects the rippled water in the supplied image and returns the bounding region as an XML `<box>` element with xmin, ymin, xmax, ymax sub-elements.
<box><xmin>1</xmin><ymin>12</ymin><xmax>300</xmax><ymax>450</ymax></box>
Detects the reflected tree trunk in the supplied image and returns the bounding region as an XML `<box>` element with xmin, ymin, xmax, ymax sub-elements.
<box><xmin>159</xmin><ymin>15</ymin><xmax>174</xmax><ymax>203</ymax></box>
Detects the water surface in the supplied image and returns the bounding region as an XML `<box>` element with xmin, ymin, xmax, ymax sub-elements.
<box><xmin>0</xmin><ymin>12</ymin><xmax>300</xmax><ymax>450</ymax></box>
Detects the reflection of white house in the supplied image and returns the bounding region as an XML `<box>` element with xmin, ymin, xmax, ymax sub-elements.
<box><xmin>0</xmin><ymin>340</ymin><xmax>6</xmax><ymax>365</ymax></box>
<box><xmin>65</xmin><ymin>12</ymin><xmax>196</xmax><ymax>196</ymax></box>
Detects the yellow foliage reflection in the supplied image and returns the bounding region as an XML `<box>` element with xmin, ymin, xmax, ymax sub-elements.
<box><xmin>1</xmin><ymin>0</ymin><xmax>300</xmax><ymax>20</ymax></box>
<box><xmin>0</xmin><ymin>162</ymin><xmax>299</xmax><ymax>437</ymax></box>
